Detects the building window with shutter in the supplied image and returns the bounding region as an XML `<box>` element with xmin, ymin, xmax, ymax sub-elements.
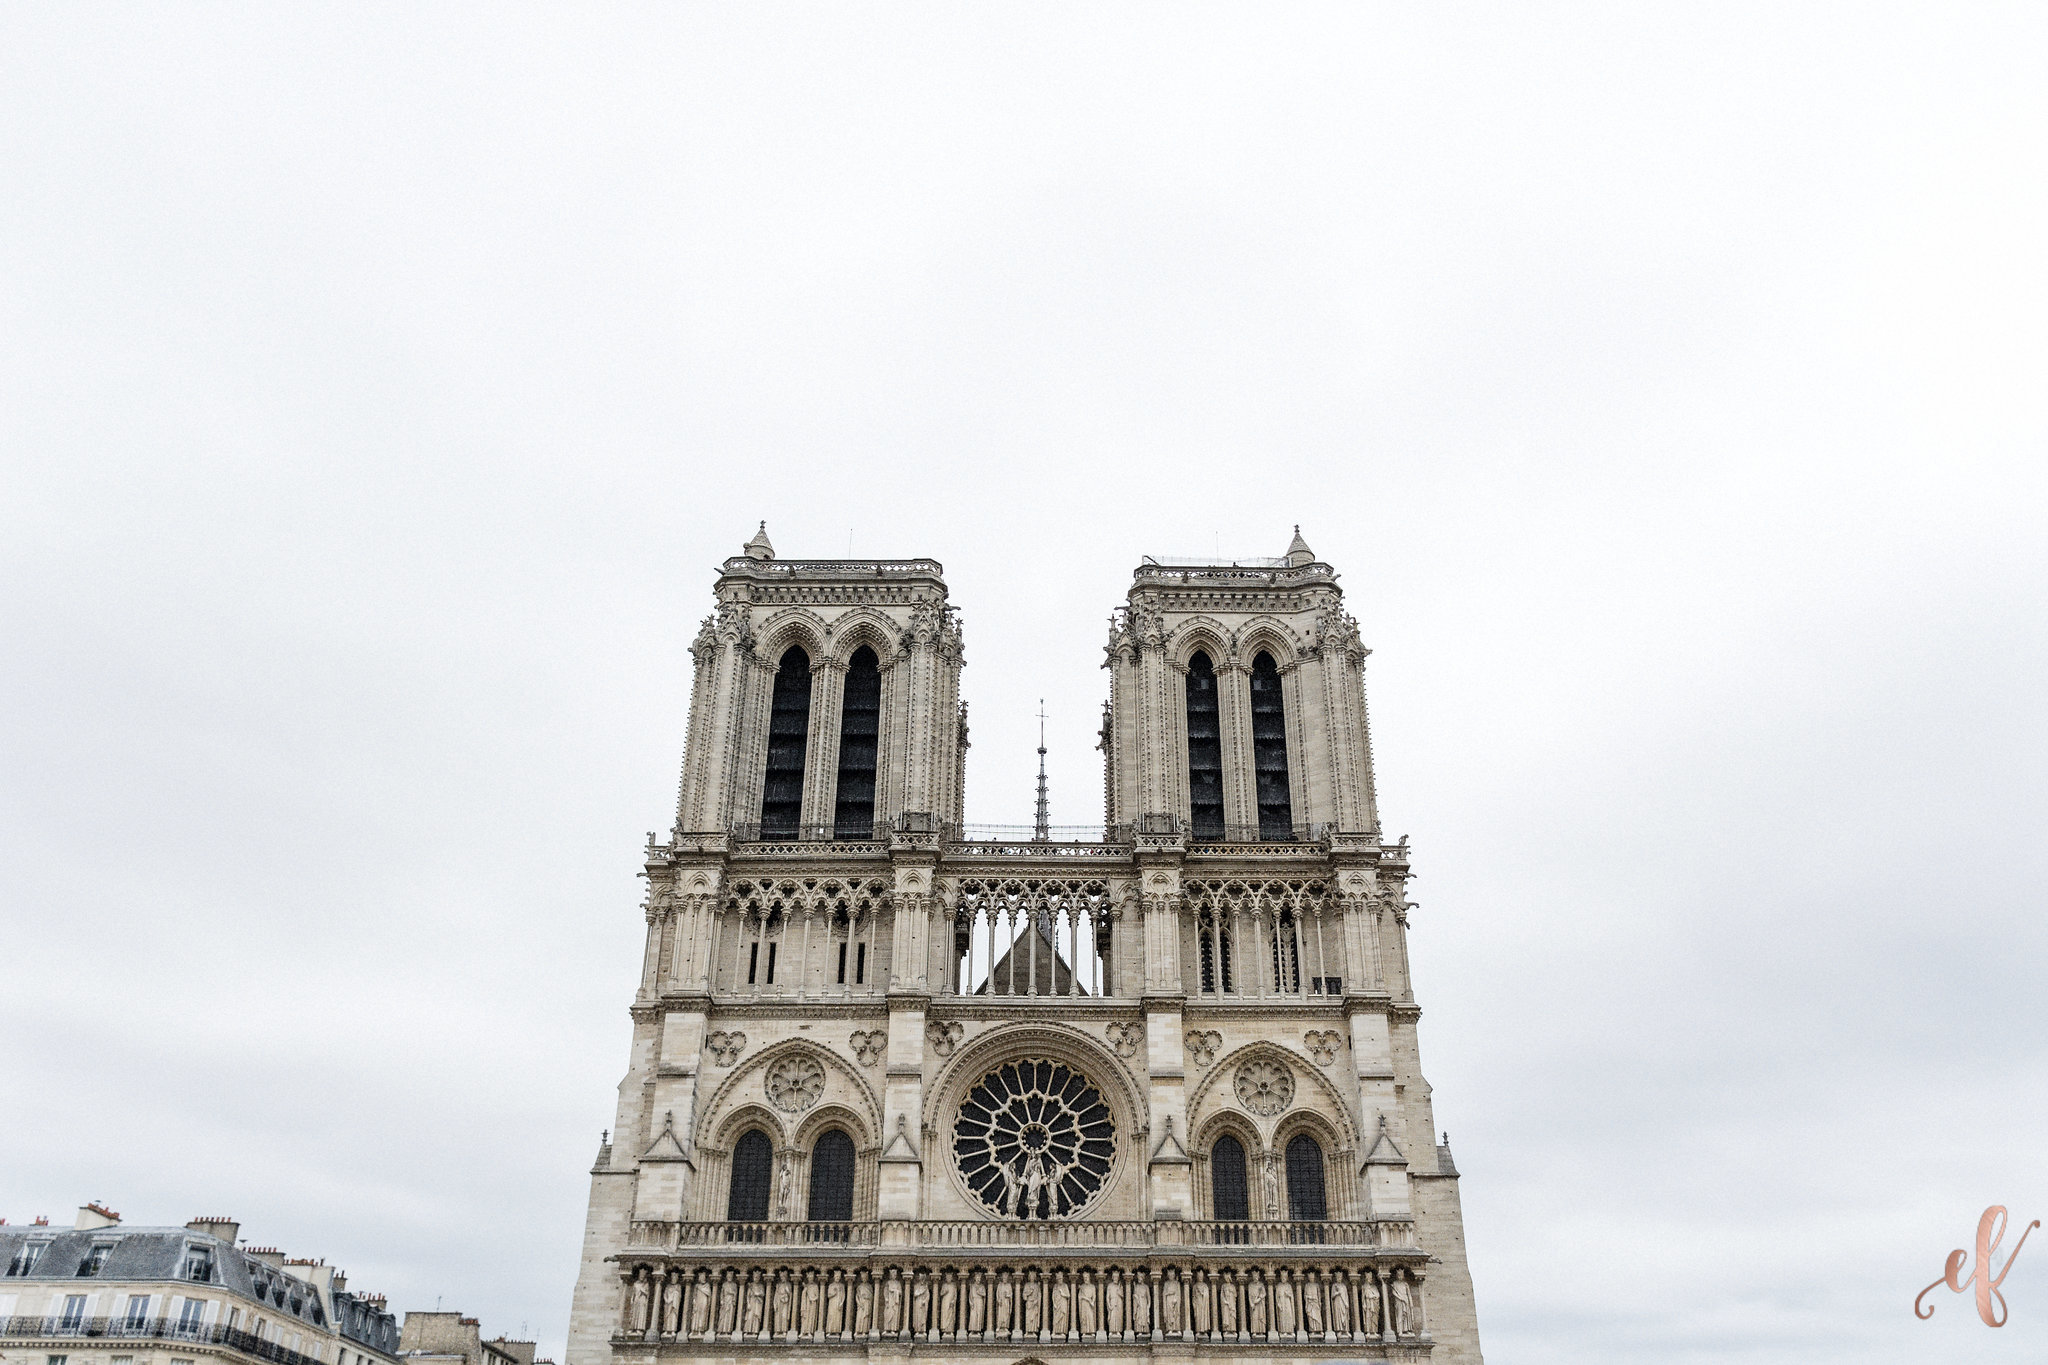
<box><xmin>1184</xmin><ymin>651</ymin><xmax>1224</xmax><ymax>837</ymax></box>
<box><xmin>759</xmin><ymin>647</ymin><xmax>812</xmax><ymax>837</ymax></box>
<box><xmin>833</xmin><ymin>647</ymin><xmax>881</xmax><ymax>838</ymax></box>
<box><xmin>1249</xmin><ymin>651</ymin><xmax>1293</xmax><ymax>839</ymax></box>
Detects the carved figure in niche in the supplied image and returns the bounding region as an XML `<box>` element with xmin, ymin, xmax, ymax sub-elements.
<box><xmin>688</xmin><ymin>1271</ymin><xmax>712</xmax><ymax>1337</ymax></box>
<box><xmin>1273</xmin><ymin>1270</ymin><xmax>1296</xmax><ymax>1337</ymax></box>
<box><xmin>1391</xmin><ymin>1272</ymin><xmax>1415</xmax><ymax>1337</ymax></box>
<box><xmin>1050</xmin><ymin>1269</ymin><xmax>1071</xmax><ymax>1336</ymax></box>
<box><xmin>1021</xmin><ymin>1269</ymin><xmax>1042</xmax><ymax>1335</ymax></box>
<box><xmin>1326</xmin><ymin>1271</ymin><xmax>1350</xmax><ymax>1337</ymax></box>
<box><xmin>880</xmin><ymin>1268</ymin><xmax>903</xmax><ymax>1335</ymax></box>
<box><xmin>1234</xmin><ymin>1057</ymin><xmax>1295</xmax><ymax>1116</ymax></box>
<box><xmin>772</xmin><ymin>1271</ymin><xmax>793</xmax><ymax>1336</ymax></box>
<box><xmin>1185</xmin><ymin>1030</ymin><xmax>1221</xmax><ymax>1067</ymax></box>
<box><xmin>1131</xmin><ymin>1273</ymin><xmax>1151</xmax><ymax>1335</ymax></box>
<box><xmin>1246</xmin><ymin>1270</ymin><xmax>1267</xmax><ymax>1336</ymax></box>
<box><xmin>824</xmin><ymin>1269</ymin><xmax>845</xmax><ymax>1336</ymax></box>
<box><xmin>659</xmin><ymin>1272</ymin><xmax>681</xmax><ymax>1334</ymax></box>
<box><xmin>629</xmin><ymin>1269</ymin><xmax>652</xmax><ymax>1333</ymax></box>
<box><xmin>967</xmin><ymin>1269</ymin><xmax>987</xmax><ymax>1333</ymax></box>
<box><xmin>715</xmin><ymin>1270</ymin><xmax>738</xmax><ymax>1335</ymax></box>
<box><xmin>910</xmin><ymin>1269</ymin><xmax>930</xmax><ymax>1335</ymax></box>
<box><xmin>773</xmin><ymin>1148</ymin><xmax>796</xmax><ymax>1219</ymax></box>
<box><xmin>765</xmin><ymin>1053</ymin><xmax>825</xmax><ymax>1112</ymax></box>
<box><xmin>1216</xmin><ymin>1271</ymin><xmax>1237</xmax><ymax>1336</ymax></box>
<box><xmin>741</xmin><ymin>1272</ymin><xmax>764</xmax><ymax>1336</ymax></box>
<box><xmin>1302</xmin><ymin>1270</ymin><xmax>1324</xmax><ymax>1335</ymax></box>
<box><xmin>993</xmin><ymin>1269</ymin><xmax>1014</xmax><ymax>1336</ymax></box>
<box><xmin>1077</xmin><ymin>1269</ymin><xmax>1099</xmax><ymax>1335</ymax></box>
<box><xmin>1019</xmin><ymin>1147</ymin><xmax>1050</xmax><ymax>1217</ymax></box>
<box><xmin>1360</xmin><ymin>1272</ymin><xmax>1380</xmax><ymax>1336</ymax></box>
<box><xmin>938</xmin><ymin>1269</ymin><xmax>958</xmax><ymax>1334</ymax></box>
<box><xmin>1189</xmin><ymin>1270</ymin><xmax>1211</xmax><ymax>1335</ymax></box>
<box><xmin>1261</xmin><ymin>1151</ymin><xmax>1281</xmax><ymax>1217</ymax></box>
<box><xmin>705</xmin><ymin>1031</ymin><xmax>746</xmax><ymax>1066</ymax></box>
<box><xmin>853</xmin><ymin>1271</ymin><xmax>874</xmax><ymax>1337</ymax></box>
<box><xmin>1105</xmin><ymin>1270</ymin><xmax>1125</xmax><ymax>1335</ymax></box>
<box><xmin>799</xmin><ymin>1270</ymin><xmax>819</xmax><ymax>1336</ymax></box>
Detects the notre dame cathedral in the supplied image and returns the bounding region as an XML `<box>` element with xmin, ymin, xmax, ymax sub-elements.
<box><xmin>565</xmin><ymin>525</ymin><xmax>1484</xmax><ymax>1364</ymax></box>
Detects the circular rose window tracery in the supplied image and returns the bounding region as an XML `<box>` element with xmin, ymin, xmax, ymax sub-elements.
<box><xmin>953</xmin><ymin>1060</ymin><xmax>1115</xmax><ymax>1218</ymax></box>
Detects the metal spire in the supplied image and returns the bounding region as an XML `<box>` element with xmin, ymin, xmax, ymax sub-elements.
<box><xmin>1033</xmin><ymin>700</ymin><xmax>1050</xmax><ymax>842</ymax></box>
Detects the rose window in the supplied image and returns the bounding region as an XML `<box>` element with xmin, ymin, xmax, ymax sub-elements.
<box><xmin>765</xmin><ymin>1054</ymin><xmax>825</xmax><ymax>1113</ymax></box>
<box><xmin>953</xmin><ymin>1060</ymin><xmax>1116</xmax><ymax>1218</ymax></box>
<box><xmin>1234</xmin><ymin>1058</ymin><xmax>1295</xmax><ymax>1116</ymax></box>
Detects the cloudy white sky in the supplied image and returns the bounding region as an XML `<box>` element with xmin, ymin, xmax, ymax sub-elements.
<box><xmin>5</xmin><ymin>5</ymin><xmax>2046</xmax><ymax>1362</ymax></box>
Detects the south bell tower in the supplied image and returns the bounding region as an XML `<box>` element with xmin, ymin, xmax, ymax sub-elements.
<box><xmin>567</xmin><ymin>528</ymin><xmax>1484</xmax><ymax>1365</ymax></box>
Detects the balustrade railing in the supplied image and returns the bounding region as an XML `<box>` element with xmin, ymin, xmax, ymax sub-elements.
<box><xmin>625</xmin><ymin>1220</ymin><xmax>1401</xmax><ymax>1254</ymax></box>
<box><xmin>0</xmin><ymin>1317</ymin><xmax>329</xmax><ymax>1365</ymax></box>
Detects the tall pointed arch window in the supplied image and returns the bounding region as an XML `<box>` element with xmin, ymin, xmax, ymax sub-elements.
<box><xmin>1185</xmin><ymin>651</ymin><xmax>1225</xmax><ymax>838</ymax></box>
<box><xmin>806</xmin><ymin>1129</ymin><xmax>856</xmax><ymax>1225</ymax></box>
<box><xmin>833</xmin><ymin>646</ymin><xmax>881</xmax><ymax>839</ymax></box>
<box><xmin>759</xmin><ymin>647</ymin><xmax>812</xmax><ymax>837</ymax></box>
<box><xmin>1211</xmin><ymin>1133</ymin><xmax>1250</xmax><ymax>1222</ymax></box>
<box><xmin>1249</xmin><ymin>651</ymin><xmax>1294</xmax><ymax>839</ymax></box>
<box><xmin>726</xmin><ymin>1129</ymin><xmax>773</xmax><ymax>1222</ymax></box>
<box><xmin>1285</xmin><ymin>1132</ymin><xmax>1328</xmax><ymax>1223</ymax></box>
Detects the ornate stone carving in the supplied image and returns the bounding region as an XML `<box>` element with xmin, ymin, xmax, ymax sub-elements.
<box><xmin>1303</xmin><ymin>1029</ymin><xmax>1342</xmax><ymax>1066</ymax></box>
<box><xmin>926</xmin><ymin>1019</ymin><xmax>964</xmax><ymax>1057</ymax></box>
<box><xmin>1104</xmin><ymin>1020</ymin><xmax>1144</xmax><ymax>1059</ymax></box>
<box><xmin>1184</xmin><ymin>1030</ymin><xmax>1221</xmax><ymax>1066</ymax></box>
<box><xmin>1234</xmin><ymin>1057</ymin><xmax>1295</xmax><ymax>1116</ymax></box>
<box><xmin>705</xmin><ymin>1031</ymin><xmax>746</xmax><ymax>1067</ymax></box>
<box><xmin>765</xmin><ymin>1053</ymin><xmax>826</xmax><ymax>1113</ymax></box>
<box><xmin>953</xmin><ymin>1059</ymin><xmax>1115</xmax><ymax>1218</ymax></box>
<box><xmin>849</xmin><ymin>1029</ymin><xmax>887</xmax><ymax>1067</ymax></box>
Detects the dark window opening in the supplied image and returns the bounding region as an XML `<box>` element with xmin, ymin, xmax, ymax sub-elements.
<box><xmin>1285</xmin><ymin>1133</ymin><xmax>1328</xmax><ymax>1221</ymax></box>
<box><xmin>765</xmin><ymin>942</ymin><xmax>777</xmax><ymax>984</ymax></box>
<box><xmin>856</xmin><ymin>942</ymin><xmax>866</xmax><ymax>985</ymax></box>
<box><xmin>1212</xmin><ymin>1133</ymin><xmax>1250</xmax><ymax>1222</ymax></box>
<box><xmin>1250</xmin><ymin>651</ymin><xmax>1293</xmax><ymax>839</ymax></box>
<box><xmin>1198</xmin><ymin>912</ymin><xmax>1235</xmax><ymax>993</ymax></box>
<box><xmin>759</xmin><ymin>647</ymin><xmax>812</xmax><ymax>837</ymax></box>
<box><xmin>1271</xmin><ymin>911</ymin><xmax>1301</xmax><ymax>992</ymax></box>
<box><xmin>806</xmin><ymin>1129</ymin><xmax>856</xmax><ymax>1222</ymax></box>
<box><xmin>1185</xmin><ymin>651</ymin><xmax>1225</xmax><ymax>838</ymax></box>
<box><xmin>726</xmin><ymin>1129</ymin><xmax>773</xmax><ymax>1222</ymax></box>
<box><xmin>837</xmin><ymin>941</ymin><xmax>848</xmax><ymax>985</ymax></box>
<box><xmin>833</xmin><ymin>646</ymin><xmax>881</xmax><ymax>839</ymax></box>
<box><xmin>746</xmin><ymin>941</ymin><xmax>759</xmax><ymax>985</ymax></box>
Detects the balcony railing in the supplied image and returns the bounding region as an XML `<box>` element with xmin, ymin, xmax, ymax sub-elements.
<box><xmin>624</xmin><ymin>1219</ymin><xmax>1404</xmax><ymax>1255</ymax></box>
<box><xmin>0</xmin><ymin>1317</ymin><xmax>329</xmax><ymax>1365</ymax></box>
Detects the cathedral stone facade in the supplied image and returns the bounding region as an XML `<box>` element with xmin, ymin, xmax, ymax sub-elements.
<box><xmin>566</xmin><ymin>526</ymin><xmax>1484</xmax><ymax>1364</ymax></box>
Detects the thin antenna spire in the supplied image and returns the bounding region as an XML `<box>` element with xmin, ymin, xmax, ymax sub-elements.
<box><xmin>1033</xmin><ymin>700</ymin><xmax>1050</xmax><ymax>841</ymax></box>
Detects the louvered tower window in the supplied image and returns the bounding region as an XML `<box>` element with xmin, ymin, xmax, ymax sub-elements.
<box><xmin>1285</xmin><ymin>1133</ymin><xmax>1327</xmax><ymax>1220</ymax></box>
<box><xmin>1185</xmin><ymin>651</ymin><xmax>1225</xmax><ymax>838</ymax></box>
<box><xmin>833</xmin><ymin>646</ymin><xmax>881</xmax><ymax>839</ymax></box>
<box><xmin>807</xmin><ymin>1129</ymin><xmax>856</xmax><ymax>1221</ymax></box>
<box><xmin>759</xmin><ymin>647</ymin><xmax>812</xmax><ymax>837</ymax></box>
<box><xmin>1250</xmin><ymin>651</ymin><xmax>1294</xmax><ymax>839</ymax></box>
<box><xmin>726</xmin><ymin>1129</ymin><xmax>773</xmax><ymax>1221</ymax></box>
<box><xmin>1210</xmin><ymin>1134</ymin><xmax>1250</xmax><ymax>1221</ymax></box>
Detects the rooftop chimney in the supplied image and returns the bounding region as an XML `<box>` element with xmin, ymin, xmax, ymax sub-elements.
<box><xmin>185</xmin><ymin>1217</ymin><xmax>241</xmax><ymax>1245</ymax></box>
<box><xmin>75</xmin><ymin>1202</ymin><xmax>121</xmax><ymax>1230</ymax></box>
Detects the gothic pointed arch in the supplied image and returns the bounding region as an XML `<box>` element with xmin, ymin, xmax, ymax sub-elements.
<box><xmin>759</xmin><ymin>645</ymin><xmax>813</xmax><ymax>836</ymax></box>
<box><xmin>1248</xmin><ymin>649</ymin><xmax>1293</xmax><ymax>839</ymax></box>
<box><xmin>725</xmin><ymin>1127</ymin><xmax>774</xmax><ymax>1221</ymax></box>
<box><xmin>1184</xmin><ymin>649</ymin><xmax>1225</xmax><ymax>839</ymax></box>
<box><xmin>1186</xmin><ymin>1039</ymin><xmax>1357</xmax><ymax>1150</ymax></box>
<box><xmin>834</xmin><ymin>644</ymin><xmax>882</xmax><ymax>838</ymax></box>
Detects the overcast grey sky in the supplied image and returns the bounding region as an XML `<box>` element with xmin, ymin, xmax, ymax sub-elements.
<box><xmin>4</xmin><ymin>5</ymin><xmax>2046</xmax><ymax>1362</ymax></box>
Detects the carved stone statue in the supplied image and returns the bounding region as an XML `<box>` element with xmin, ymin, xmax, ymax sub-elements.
<box><xmin>659</xmin><ymin>1271</ymin><xmax>681</xmax><ymax>1334</ymax></box>
<box><xmin>853</xmin><ymin>1271</ymin><xmax>874</xmax><ymax>1336</ymax></box>
<box><xmin>1077</xmin><ymin>1269</ymin><xmax>1099</xmax><ymax>1335</ymax></box>
<box><xmin>1021</xmin><ymin>1269</ymin><xmax>1042</xmax><ymax>1335</ymax></box>
<box><xmin>1161</xmin><ymin>1268</ymin><xmax>1183</xmax><ymax>1335</ymax></box>
<box><xmin>1105</xmin><ymin>1270</ymin><xmax>1125</xmax><ymax>1336</ymax></box>
<box><xmin>1217</xmin><ymin>1271</ymin><xmax>1237</xmax><ymax>1336</ymax></box>
<box><xmin>741</xmin><ymin>1272</ymin><xmax>764</xmax><ymax>1336</ymax></box>
<box><xmin>910</xmin><ymin>1270</ymin><xmax>930</xmax><ymax>1335</ymax></box>
<box><xmin>1246</xmin><ymin>1270</ymin><xmax>1267</xmax><ymax>1336</ymax></box>
<box><xmin>1273</xmin><ymin>1269</ymin><xmax>1296</xmax><ymax>1337</ymax></box>
<box><xmin>772</xmin><ymin>1271</ymin><xmax>793</xmax><ymax>1337</ymax></box>
<box><xmin>799</xmin><ymin>1269</ymin><xmax>820</xmax><ymax>1336</ymax></box>
<box><xmin>993</xmin><ymin>1269</ymin><xmax>1014</xmax><ymax>1336</ymax></box>
<box><xmin>715</xmin><ymin>1270</ymin><xmax>738</xmax><ymax>1335</ymax></box>
<box><xmin>824</xmin><ymin>1269</ymin><xmax>845</xmax><ymax>1336</ymax></box>
<box><xmin>688</xmin><ymin>1271</ymin><xmax>712</xmax><ymax>1337</ymax></box>
<box><xmin>1131</xmin><ymin>1273</ymin><xmax>1151</xmax><ymax>1335</ymax></box>
<box><xmin>880</xmin><ymin>1268</ymin><xmax>903</xmax><ymax>1335</ymax></box>
<box><xmin>1361</xmin><ymin>1272</ymin><xmax>1381</xmax><ymax>1336</ymax></box>
<box><xmin>967</xmin><ymin>1270</ymin><xmax>987</xmax><ymax>1333</ymax></box>
<box><xmin>1020</xmin><ymin>1148</ymin><xmax>1050</xmax><ymax>1218</ymax></box>
<box><xmin>1050</xmin><ymin>1269</ymin><xmax>1071</xmax><ymax>1336</ymax></box>
<box><xmin>938</xmin><ymin>1269</ymin><xmax>958</xmax><ymax>1334</ymax></box>
<box><xmin>1190</xmin><ymin>1270</ymin><xmax>1211</xmax><ymax>1335</ymax></box>
<box><xmin>1391</xmin><ymin>1271</ymin><xmax>1415</xmax><ymax>1337</ymax></box>
<box><xmin>629</xmin><ymin>1269</ymin><xmax>652</xmax><ymax>1334</ymax></box>
<box><xmin>1327</xmin><ymin>1271</ymin><xmax>1350</xmax><ymax>1337</ymax></box>
<box><xmin>1302</xmin><ymin>1270</ymin><xmax>1324</xmax><ymax>1335</ymax></box>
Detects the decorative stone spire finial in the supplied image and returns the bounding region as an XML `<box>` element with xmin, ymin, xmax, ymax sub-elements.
<box><xmin>1284</xmin><ymin>524</ymin><xmax>1315</xmax><ymax>567</ymax></box>
<box><xmin>743</xmin><ymin>521</ymin><xmax>775</xmax><ymax>560</ymax></box>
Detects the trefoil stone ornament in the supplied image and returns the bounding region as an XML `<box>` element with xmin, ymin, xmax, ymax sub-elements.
<box><xmin>926</xmin><ymin>1019</ymin><xmax>964</xmax><ymax>1057</ymax></box>
<box><xmin>1105</xmin><ymin>1021</ymin><xmax>1144</xmax><ymax>1059</ymax></box>
<box><xmin>765</xmin><ymin>1053</ymin><xmax>826</xmax><ymax>1113</ymax></box>
<box><xmin>1234</xmin><ymin>1057</ymin><xmax>1295</xmax><ymax>1117</ymax></box>
<box><xmin>1304</xmin><ymin>1029</ymin><xmax>1343</xmax><ymax>1066</ymax></box>
<box><xmin>1184</xmin><ymin>1030</ymin><xmax>1221</xmax><ymax>1067</ymax></box>
<box><xmin>705</xmin><ymin>1031</ymin><xmax>746</xmax><ymax>1067</ymax></box>
<box><xmin>849</xmin><ymin>1029</ymin><xmax>887</xmax><ymax>1068</ymax></box>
